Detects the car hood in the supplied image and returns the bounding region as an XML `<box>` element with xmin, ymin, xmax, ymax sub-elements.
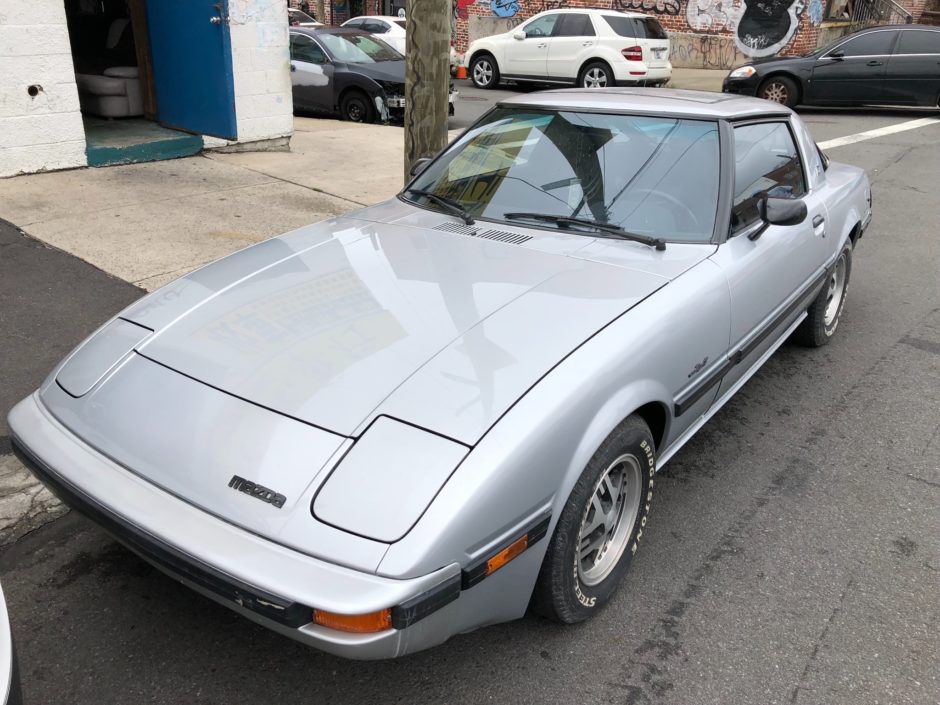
<box><xmin>343</xmin><ymin>60</ymin><xmax>404</xmax><ymax>85</ymax></box>
<box><xmin>119</xmin><ymin>207</ymin><xmax>709</xmax><ymax>445</ymax></box>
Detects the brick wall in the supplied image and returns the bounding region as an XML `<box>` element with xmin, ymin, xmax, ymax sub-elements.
<box><xmin>288</xmin><ymin>0</ymin><xmax>386</xmax><ymax>27</ymax></box>
<box><xmin>0</xmin><ymin>0</ymin><xmax>87</xmax><ymax>178</ymax></box>
<box><xmin>455</xmin><ymin>0</ymin><xmax>827</xmax><ymax>68</ymax></box>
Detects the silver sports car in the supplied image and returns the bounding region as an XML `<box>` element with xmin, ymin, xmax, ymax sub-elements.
<box><xmin>9</xmin><ymin>89</ymin><xmax>872</xmax><ymax>659</ymax></box>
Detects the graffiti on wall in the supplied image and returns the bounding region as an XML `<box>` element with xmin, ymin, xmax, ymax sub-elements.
<box><xmin>454</xmin><ymin>0</ymin><xmax>476</xmax><ymax>19</ymax></box>
<box><xmin>541</xmin><ymin>0</ymin><xmax>570</xmax><ymax>10</ymax></box>
<box><xmin>670</xmin><ymin>33</ymin><xmax>748</xmax><ymax>68</ymax></box>
<box><xmin>613</xmin><ymin>0</ymin><xmax>681</xmax><ymax>15</ymax></box>
<box><xmin>491</xmin><ymin>0</ymin><xmax>521</xmax><ymax>16</ymax></box>
<box><xmin>687</xmin><ymin>0</ymin><xmax>808</xmax><ymax>58</ymax></box>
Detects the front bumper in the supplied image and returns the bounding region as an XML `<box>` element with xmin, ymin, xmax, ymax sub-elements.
<box><xmin>722</xmin><ymin>74</ymin><xmax>761</xmax><ymax>96</ymax></box>
<box><xmin>8</xmin><ymin>394</ymin><xmax>463</xmax><ymax>660</ymax></box>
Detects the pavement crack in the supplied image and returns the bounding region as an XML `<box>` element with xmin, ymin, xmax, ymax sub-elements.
<box><xmin>903</xmin><ymin>472</ymin><xmax>940</xmax><ymax>489</ymax></box>
<box><xmin>788</xmin><ymin>577</ymin><xmax>856</xmax><ymax>705</ymax></box>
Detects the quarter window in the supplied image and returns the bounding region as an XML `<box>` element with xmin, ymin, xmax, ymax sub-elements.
<box><xmin>634</xmin><ymin>18</ymin><xmax>667</xmax><ymax>39</ymax></box>
<box><xmin>523</xmin><ymin>14</ymin><xmax>559</xmax><ymax>38</ymax></box>
<box><xmin>831</xmin><ymin>30</ymin><xmax>895</xmax><ymax>57</ymax></box>
<box><xmin>555</xmin><ymin>13</ymin><xmax>595</xmax><ymax>37</ymax></box>
<box><xmin>895</xmin><ymin>29</ymin><xmax>940</xmax><ymax>54</ymax></box>
<box><xmin>732</xmin><ymin>123</ymin><xmax>806</xmax><ymax>233</ymax></box>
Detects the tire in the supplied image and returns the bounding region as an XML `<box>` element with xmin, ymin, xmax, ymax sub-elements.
<box><xmin>758</xmin><ymin>75</ymin><xmax>799</xmax><ymax>108</ymax></box>
<box><xmin>534</xmin><ymin>415</ymin><xmax>656</xmax><ymax>623</ymax></box>
<box><xmin>579</xmin><ymin>61</ymin><xmax>614</xmax><ymax>89</ymax></box>
<box><xmin>470</xmin><ymin>54</ymin><xmax>499</xmax><ymax>89</ymax></box>
<box><xmin>340</xmin><ymin>90</ymin><xmax>374</xmax><ymax>123</ymax></box>
<box><xmin>795</xmin><ymin>243</ymin><xmax>852</xmax><ymax>347</ymax></box>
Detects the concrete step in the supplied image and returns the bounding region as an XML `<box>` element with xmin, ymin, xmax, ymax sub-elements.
<box><xmin>83</xmin><ymin>117</ymin><xmax>203</xmax><ymax>167</ymax></box>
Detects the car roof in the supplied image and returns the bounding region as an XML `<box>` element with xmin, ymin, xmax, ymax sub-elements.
<box><xmin>346</xmin><ymin>15</ymin><xmax>404</xmax><ymax>21</ymax></box>
<box><xmin>499</xmin><ymin>88</ymin><xmax>791</xmax><ymax>120</ymax></box>
<box><xmin>290</xmin><ymin>26</ymin><xmax>368</xmax><ymax>36</ymax></box>
<box><xmin>529</xmin><ymin>7</ymin><xmax>650</xmax><ymax>17</ymax></box>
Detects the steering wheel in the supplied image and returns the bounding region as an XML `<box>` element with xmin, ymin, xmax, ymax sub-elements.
<box><xmin>622</xmin><ymin>188</ymin><xmax>701</xmax><ymax>234</ymax></box>
<box><xmin>527</xmin><ymin>27</ymin><xmax>544</xmax><ymax>37</ymax></box>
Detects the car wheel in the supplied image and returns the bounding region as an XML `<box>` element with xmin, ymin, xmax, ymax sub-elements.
<box><xmin>579</xmin><ymin>61</ymin><xmax>614</xmax><ymax>89</ymax></box>
<box><xmin>758</xmin><ymin>75</ymin><xmax>798</xmax><ymax>108</ymax></box>
<box><xmin>533</xmin><ymin>415</ymin><xmax>655</xmax><ymax>623</ymax></box>
<box><xmin>340</xmin><ymin>90</ymin><xmax>375</xmax><ymax>123</ymax></box>
<box><xmin>795</xmin><ymin>243</ymin><xmax>852</xmax><ymax>347</ymax></box>
<box><xmin>470</xmin><ymin>54</ymin><xmax>499</xmax><ymax>89</ymax></box>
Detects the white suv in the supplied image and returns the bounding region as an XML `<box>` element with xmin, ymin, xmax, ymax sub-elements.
<box><xmin>464</xmin><ymin>9</ymin><xmax>671</xmax><ymax>89</ymax></box>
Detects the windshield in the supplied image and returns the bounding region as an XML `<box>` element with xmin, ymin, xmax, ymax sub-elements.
<box><xmin>405</xmin><ymin>108</ymin><xmax>720</xmax><ymax>242</ymax></box>
<box><xmin>318</xmin><ymin>32</ymin><xmax>401</xmax><ymax>62</ymax></box>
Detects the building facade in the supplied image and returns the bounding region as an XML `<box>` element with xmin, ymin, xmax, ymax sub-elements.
<box><xmin>1</xmin><ymin>0</ymin><xmax>293</xmax><ymax>178</ymax></box>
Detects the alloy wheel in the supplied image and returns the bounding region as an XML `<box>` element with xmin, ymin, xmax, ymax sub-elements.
<box><xmin>824</xmin><ymin>252</ymin><xmax>847</xmax><ymax>327</ymax></box>
<box><xmin>583</xmin><ymin>68</ymin><xmax>609</xmax><ymax>88</ymax></box>
<box><xmin>576</xmin><ymin>453</ymin><xmax>642</xmax><ymax>586</ymax></box>
<box><xmin>762</xmin><ymin>81</ymin><xmax>789</xmax><ymax>104</ymax></box>
<box><xmin>473</xmin><ymin>60</ymin><xmax>493</xmax><ymax>87</ymax></box>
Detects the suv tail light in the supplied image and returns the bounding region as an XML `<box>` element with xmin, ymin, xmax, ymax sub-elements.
<box><xmin>621</xmin><ymin>46</ymin><xmax>643</xmax><ymax>61</ymax></box>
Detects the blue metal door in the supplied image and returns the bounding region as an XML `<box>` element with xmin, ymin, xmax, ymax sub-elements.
<box><xmin>146</xmin><ymin>0</ymin><xmax>237</xmax><ymax>139</ymax></box>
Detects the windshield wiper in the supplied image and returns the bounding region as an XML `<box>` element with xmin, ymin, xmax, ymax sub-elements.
<box><xmin>503</xmin><ymin>212</ymin><xmax>666</xmax><ymax>251</ymax></box>
<box><xmin>405</xmin><ymin>188</ymin><xmax>474</xmax><ymax>225</ymax></box>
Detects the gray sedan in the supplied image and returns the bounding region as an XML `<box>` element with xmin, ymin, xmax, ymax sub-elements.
<box><xmin>9</xmin><ymin>89</ymin><xmax>871</xmax><ymax>659</ymax></box>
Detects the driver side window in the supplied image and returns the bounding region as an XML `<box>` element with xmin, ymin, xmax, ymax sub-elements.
<box><xmin>731</xmin><ymin>122</ymin><xmax>806</xmax><ymax>233</ymax></box>
<box><xmin>523</xmin><ymin>13</ymin><xmax>559</xmax><ymax>38</ymax></box>
<box><xmin>290</xmin><ymin>34</ymin><xmax>327</xmax><ymax>64</ymax></box>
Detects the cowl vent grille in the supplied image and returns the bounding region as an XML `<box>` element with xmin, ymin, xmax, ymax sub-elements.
<box><xmin>433</xmin><ymin>222</ymin><xmax>532</xmax><ymax>245</ymax></box>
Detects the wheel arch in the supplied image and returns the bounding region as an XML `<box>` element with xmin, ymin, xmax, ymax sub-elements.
<box><xmin>577</xmin><ymin>57</ymin><xmax>614</xmax><ymax>84</ymax></box>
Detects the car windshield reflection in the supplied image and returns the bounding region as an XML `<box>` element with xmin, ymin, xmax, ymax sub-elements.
<box><xmin>404</xmin><ymin>108</ymin><xmax>720</xmax><ymax>243</ymax></box>
<box><xmin>319</xmin><ymin>33</ymin><xmax>402</xmax><ymax>63</ymax></box>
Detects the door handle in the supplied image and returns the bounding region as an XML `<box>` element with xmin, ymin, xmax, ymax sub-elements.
<box><xmin>866</xmin><ymin>60</ymin><xmax>882</xmax><ymax>66</ymax></box>
<box><xmin>813</xmin><ymin>214</ymin><xmax>826</xmax><ymax>237</ymax></box>
<box><xmin>812</xmin><ymin>215</ymin><xmax>825</xmax><ymax>227</ymax></box>
<box><xmin>538</xmin><ymin>43</ymin><xmax>547</xmax><ymax>48</ymax></box>
<box><xmin>290</xmin><ymin>63</ymin><xmax>296</xmax><ymax>72</ymax></box>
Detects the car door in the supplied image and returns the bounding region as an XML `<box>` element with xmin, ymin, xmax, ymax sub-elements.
<box><xmin>503</xmin><ymin>13</ymin><xmax>559</xmax><ymax>78</ymax></box>
<box><xmin>808</xmin><ymin>29</ymin><xmax>897</xmax><ymax>104</ymax></box>
<box><xmin>883</xmin><ymin>28</ymin><xmax>940</xmax><ymax>105</ymax></box>
<box><xmin>289</xmin><ymin>34</ymin><xmax>334</xmax><ymax>114</ymax></box>
<box><xmin>709</xmin><ymin>120</ymin><xmax>829</xmax><ymax>398</ymax></box>
<box><xmin>545</xmin><ymin>13</ymin><xmax>596</xmax><ymax>81</ymax></box>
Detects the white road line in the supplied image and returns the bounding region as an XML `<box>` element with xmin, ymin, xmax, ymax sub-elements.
<box><xmin>817</xmin><ymin>117</ymin><xmax>940</xmax><ymax>150</ymax></box>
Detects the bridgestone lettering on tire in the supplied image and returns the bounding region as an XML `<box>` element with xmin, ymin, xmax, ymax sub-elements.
<box><xmin>533</xmin><ymin>415</ymin><xmax>655</xmax><ymax>623</ymax></box>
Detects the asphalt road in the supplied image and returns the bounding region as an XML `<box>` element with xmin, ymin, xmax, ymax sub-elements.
<box><xmin>1</xmin><ymin>108</ymin><xmax>939</xmax><ymax>705</ymax></box>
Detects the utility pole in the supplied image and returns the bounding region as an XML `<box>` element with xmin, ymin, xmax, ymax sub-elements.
<box><xmin>403</xmin><ymin>0</ymin><xmax>450</xmax><ymax>181</ymax></box>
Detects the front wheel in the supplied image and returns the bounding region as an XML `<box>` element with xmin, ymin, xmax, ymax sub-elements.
<box><xmin>533</xmin><ymin>415</ymin><xmax>655</xmax><ymax>623</ymax></box>
<box><xmin>758</xmin><ymin>75</ymin><xmax>799</xmax><ymax>108</ymax></box>
<box><xmin>470</xmin><ymin>54</ymin><xmax>499</xmax><ymax>89</ymax></box>
<box><xmin>579</xmin><ymin>61</ymin><xmax>614</xmax><ymax>89</ymax></box>
<box><xmin>795</xmin><ymin>243</ymin><xmax>852</xmax><ymax>347</ymax></box>
<box><xmin>340</xmin><ymin>90</ymin><xmax>375</xmax><ymax>123</ymax></box>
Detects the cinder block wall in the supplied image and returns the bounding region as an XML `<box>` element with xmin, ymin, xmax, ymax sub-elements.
<box><xmin>213</xmin><ymin>0</ymin><xmax>294</xmax><ymax>146</ymax></box>
<box><xmin>0</xmin><ymin>0</ymin><xmax>87</xmax><ymax>178</ymax></box>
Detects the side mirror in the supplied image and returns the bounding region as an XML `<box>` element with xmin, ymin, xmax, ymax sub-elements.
<box><xmin>409</xmin><ymin>156</ymin><xmax>432</xmax><ymax>178</ymax></box>
<box><xmin>747</xmin><ymin>196</ymin><xmax>807</xmax><ymax>240</ymax></box>
<box><xmin>513</xmin><ymin>30</ymin><xmax>526</xmax><ymax>40</ymax></box>
<box><xmin>827</xmin><ymin>49</ymin><xmax>845</xmax><ymax>60</ymax></box>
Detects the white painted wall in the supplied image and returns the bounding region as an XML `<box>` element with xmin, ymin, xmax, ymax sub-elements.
<box><xmin>206</xmin><ymin>0</ymin><xmax>294</xmax><ymax>147</ymax></box>
<box><xmin>0</xmin><ymin>0</ymin><xmax>87</xmax><ymax>178</ymax></box>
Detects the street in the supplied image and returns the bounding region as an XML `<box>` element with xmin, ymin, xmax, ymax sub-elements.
<box><xmin>1</xmin><ymin>96</ymin><xmax>939</xmax><ymax>705</ymax></box>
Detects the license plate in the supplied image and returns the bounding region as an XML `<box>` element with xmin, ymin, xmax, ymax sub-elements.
<box><xmin>652</xmin><ymin>48</ymin><xmax>666</xmax><ymax>58</ymax></box>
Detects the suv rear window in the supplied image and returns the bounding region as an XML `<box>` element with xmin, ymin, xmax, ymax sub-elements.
<box><xmin>602</xmin><ymin>15</ymin><xmax>667</xmax><ymax>39</ymax></box>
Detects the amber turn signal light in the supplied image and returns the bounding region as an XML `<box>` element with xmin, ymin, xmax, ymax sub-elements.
<box><xmin>313</xmin><ymin>608</ymin><xmax>392</xmax><ymax>633</ymax></box>
<box><xmin>485</xmin><ymin>535</ymin><xmax>528</xmax><ymax>576</ymax></box>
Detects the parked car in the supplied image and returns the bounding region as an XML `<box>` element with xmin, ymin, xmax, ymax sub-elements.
<box><xmin>464</xmin><ymin>8</ymin><xmax>671</xmax><ymax>89</ymax></box>
<box><xmin>341</xmin><ymin>15</ymin><xmax>463</xmax><ymax>75</ymax></box>
<box><xmin>9</xmin><ymin>89</ymin><xmax>871</xmax><ymax>660</ymax></box>
<box><xmin>722</xmin><ymin>24</ymin><xmax>940</xmax><ymax>108</ymax></box>
<box><xmin>288</xmin><ymin>8</ymin><xmax>322</xmax><ymax>27</ymax></box>
<box><xmin>1</xmin><ymin>583</ymin><xmax>22</xmax><ymax>705</ymax></box>
<box><xmin>341</xmin><ymin>15</ymin><xmax>407</xmax><ymax>53</ymax></box>
<box><xmin>289</xmin><ymin>28</ymin><xmax>457</xmax><ymax>122</ymax></box>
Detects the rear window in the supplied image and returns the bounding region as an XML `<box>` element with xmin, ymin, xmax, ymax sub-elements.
<box><xmin>602</xmin><ymin>15</ymin><xmax>667</xmax><ymax>39</ymax></box>
<box><xmin>636</xmin><ymin>18</ymin><xmax>667</xmax><ymax>39</ymax></box>
<box><xmin>895</xmin><ymin>29</ymin><xmax>940</xmax><ymax>54</ymax></box>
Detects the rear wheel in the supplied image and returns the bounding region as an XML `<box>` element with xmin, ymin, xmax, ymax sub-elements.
<box><xmin>579</xmin><ymin>61</ymin><xmax>614</xmax><ymax>89</ymax></box>
<box><xmin>470</xmin><ymin>54</ymin><xmax>499</xmax><ymax>89</ymax></box>
<box><xmin>340</xmin><ymin>90</ymin><xmax>374</xmax><ymax>123</ymax></box>
<box><xmin>534</xmin><ymin>415</ymin><xmax>655</xmax><ymax>623</ymax></box>
<box><xmin>758</xmin><ymin>75</ymin><xmax>799</xmax><ymax>108</ymax></box>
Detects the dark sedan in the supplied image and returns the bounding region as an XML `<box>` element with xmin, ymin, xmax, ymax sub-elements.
<box><xmin>722</xmin><ymin>24</ymin><xmax>940</xmax><ymax>108</ymax></box>
<box><xmin>289</xmin><ymin>28</ymin><xmax>456</xmax><ymax>123</ymax></box>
